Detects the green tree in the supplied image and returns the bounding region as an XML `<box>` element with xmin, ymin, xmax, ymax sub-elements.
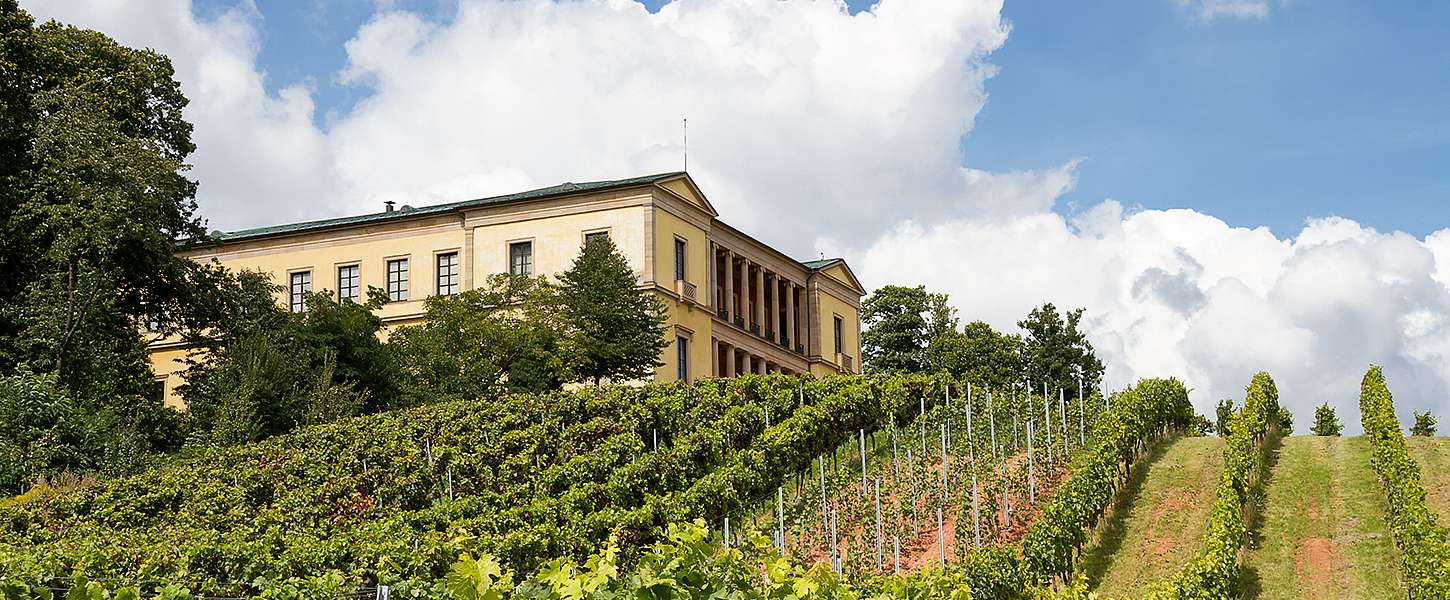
<box><xmin>393</xmin><ymin>274</ymin><xmax>577</xmax><ymax>398</ymax></box>
<box><xmin>179</xmin><ymin>277</ymin><xmax>398</xmax><ymax>444</ymax></box>
<box><xmin>1216</xmin><ymin>399</ymin><xmax>1235</xmax><ymax>438</ymax></box>
<box><xmin>1411</xmin><ymin>411</ymin><xmax>1437</xmax><ymax>437</ymax></box>
<box><xmin>557</xmin><ymin>236</ymin><xmax>667</xmax><ymax>384</ymax></box>
<box><xmin>860</xmin><ymin>285</ymin><xmax>956</xmax><ymax>374</ymax></box>
<box><xmin>0</xmin><ymin>3</ymin><xmax>211</xmax><ymax>472</ymax></box>
<box><xmin>925</xmin><ymin>320</ymin><xmax>1023</xmax><ymax>389</ymax></box>
<box><xmin>1311</xmin><ymin>402</ymin><xmax>1343</xmax><ymax>436</ymax></box>
<box><xmin>0</xmin><ymin>369</ymin><xmax>90</xmax><ymax>492</ymax></box>
<box><xmin>1018</xmin><ymin>303</ymin><xmax>1104</xmax><ymax>395</ymax></box>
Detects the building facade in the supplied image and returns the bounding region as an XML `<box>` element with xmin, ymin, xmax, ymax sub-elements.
<box><xmin>148</xmin><ymin>172</ymin><xmax>864</xmax><ymax>408</ymax></box>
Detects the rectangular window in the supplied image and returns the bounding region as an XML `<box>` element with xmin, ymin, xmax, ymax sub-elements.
<box><xmin>337</xmin><ymin>264</ymin><xmax>359</xmax><ymax>303</ymax></box>
<box><xmin>436</xmin><ymin>252</ymin><xmax>459</xmax><ymax>296</ymax></box>
<box><xmin>509</xmin><ymin>241</ymin><xmax>533</xmax><ymax>276</ymax></box>
<box><xmin>676</xmin><ymin>336</ymin><xmax>689</xmax><ymax>381</ymax></box>
<box><xmin>674</xmin><ymin>238</ymin><xmax>687</xmax><ymax>281</ymax></box>
<box><xmin>833</xmin><ymin>316</ymin><xmax>844</xmax><ymax>355</ymax></box>
<box><xmin>387</xmin><ymin>258</ymin><xmax>409</xmax><ymax>302</ymax></box>
<box><xmin>289</xmin><ymin>270</ymin><xmax>312</xmax><ymax>313</ymax></box>
<box><xmin>149</xmin><ymin>379</ymin><xmax>166</xmax><ymax>404</ymax></box>
<box><xmin>584</xmin><ymin>231</ymin><xmax>609</xmax><ymax>246</ymax></box>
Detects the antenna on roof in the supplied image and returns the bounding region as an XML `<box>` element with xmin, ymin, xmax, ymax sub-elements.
<box><xmin>682</xmin><ymin>117</ymin><xmax>688</xmax><ymax>172</ymax></box>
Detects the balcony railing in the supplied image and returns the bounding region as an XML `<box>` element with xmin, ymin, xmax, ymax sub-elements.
<box><xmin>674</xmin><ymin>279</ymin><xmax>697</xmax><ymax>303</ymax></box>
<box><xmin>836</xmin><ymin>353</ymin><xmax>854</xmax><ymax>373</ymax></box>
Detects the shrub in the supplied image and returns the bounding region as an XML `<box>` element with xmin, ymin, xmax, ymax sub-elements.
<box><xmin>1412</xmin><ymin>411</ymin><xmax>1437</xmax><ymax>437</ymax></box>
<box><xmin>1311</xmin><ymin>403</ymin><xmax>1343</xmax><ymax>436</ymax></box>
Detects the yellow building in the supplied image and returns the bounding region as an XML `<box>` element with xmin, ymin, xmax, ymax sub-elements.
<box><xmin>149</xmin><ymin>172</ymin><xmax>863</xmax><ymax>407</ymax></box>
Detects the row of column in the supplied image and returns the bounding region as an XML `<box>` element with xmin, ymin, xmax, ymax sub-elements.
<box><xmin>712</xmin><ymin>339</ymin><xmax>794</xmax><ymax>377</ymax></box>
<box><xmin>712</xmin><ymin>243</ymin><xmax>805</xmax><ymax>352</ymax></box>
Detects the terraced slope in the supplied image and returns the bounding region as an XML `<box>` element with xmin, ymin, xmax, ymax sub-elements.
<box><xmin>1404</xmin><ymin>436</ymin><xmax>1450</xmax><ymax>524</ymax></box>
<box><xmin>1078</xmin><ymin>435</ymin><xmax>1225</xmax><ymax>596</ymax></box>
<box><xmin>1242</xmin><ymin>436</ymin><xmax>1404</xmax><ymax>599</ymax></box>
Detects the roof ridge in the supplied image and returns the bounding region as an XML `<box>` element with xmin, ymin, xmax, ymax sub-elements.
<box><xmin>213</xmin><ymin>171</ymin><xmax>691</xmax><ymax>242</ymax></box>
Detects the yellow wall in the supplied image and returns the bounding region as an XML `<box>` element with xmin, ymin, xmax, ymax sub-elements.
<box><xmin>149</xmin><ymin>181</ymin><xmax>864</xmax><ymax>403</ymax></box>
<box><xmin>814</xmin><ymin>290</ymin><xmax>861</xmax><ymax>373</ymax></box>
<box><xmin>190</xmin><ymin>223</ymin><xmax>466</xmax><ymax>323</ymax></box>
<box><xmin>651</xmin><ymin>206</ymin><xmax>712</xmax><ymax>382</ymax></box>
<box><xmin>472</xmin><ymin>206</ymin><xmax>649</xmax><ymax>283</ymax></box>
<box><xmin>150</xmin><ymin>346</ymin><xmax>191</xmax><ymax>410</ymax></box>
<box><xmin>655</xmin><ymin>292</ymin><xmax>715</xmax><ymax>382</ymax></box>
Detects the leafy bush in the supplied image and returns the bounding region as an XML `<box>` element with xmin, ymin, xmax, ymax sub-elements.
<box><xmin>1412</xmin><ymin>411</ymin><xmax>1437</xmax><ymax>437</ymax></box>
<box><xmin>0</xmin><ymin>374</ymin><xmax>920</xmax><ymax>592</ymax></box>
<box><xmin>1359</xmin><ymin>365</ymin><xmax>1450</xmax><ymax>597</ymax></box>
<box><xmin>1215</xmin><ymin>399</ymin><xmax>1234</xmax><ymax>438</ymax></box>
<box><xmin>1311</xmin><ymin>402</ymin><xmax>1342</xmax><ymax>436</ymax></box>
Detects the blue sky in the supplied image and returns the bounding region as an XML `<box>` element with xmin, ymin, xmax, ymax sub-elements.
<box><xmin>30</xmin><ymin>0</ymin><xmax>1450</xmax><ymax>424</ymax></box>
<box><xmin>193</xmin><ymin>0</ymin><xmax>1450</xmax><ymax>238</ymax></box>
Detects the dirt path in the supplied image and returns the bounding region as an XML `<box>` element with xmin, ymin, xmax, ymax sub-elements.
<box><xmin>1077</xmin><ymin>435</ymin><xmax>1225</xmax><ymax>596</ymax></box>
<box><xmin>1242</xmin><ymin>436</ymin><xmax>1404</xmax><ymax>599</ymax></box>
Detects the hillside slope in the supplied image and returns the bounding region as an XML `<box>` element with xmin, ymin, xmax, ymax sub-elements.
<box><xmin>1242</xmin><ymin>436</ymin><xmax>1404</xmax><ymax>599</ymax></box>
<box><xmin>1404</xmin><ymin>436</ymin><xmax>1450</xmax><ymax>524</ymax></box>
<box><xmin>1077</xmin><ymin>435</ymin><xmax>1225</xmax><ymax>596</ymax></box>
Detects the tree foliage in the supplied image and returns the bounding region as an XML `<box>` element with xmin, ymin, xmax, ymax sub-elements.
<box><xmin>925</xmin><ymin>320</ymin><xmax>1023</xmax><ymax>389</ymax></box>
<box><xmin>860</xmin><ymin>285</ymin><xmax>956</xmax><ymax>374</ymax></box>
<box><xmin>1215</xmin><ymin>399</ymin><xmax>1235</xmax><ymax>438</ymax></box>
<box><xmin>557</xmin><ymin>236</ymin><xmax>667</xmax><ymax>384</ymax></box>
<box><xmin>392</xmin><ymin>274</ymin><xmax>576</xmax><ymax>399</ymax></box>
<box><xmin>1311</xmin><ymin>402</ymin><xmax>1343</xmax><ymax>437</ymax></box>
<box><xmin>1412</xmin><ymin>411</ymin><xmax>1437</xmax><ymax>437</ymax></box>
<box><xmin>179</xmin><ymin>276</ymin><xmax>399</xmax><ymax>445</ymax></box>
<box><xmin>1018</xmin><ymin>303</ymin><xmax>1104</xmax><ymax>396</ymax></box>
<box><xmin>0</xmin><ymin>2</ymin><xmax>213</xmax><ymax>479</ymax></box>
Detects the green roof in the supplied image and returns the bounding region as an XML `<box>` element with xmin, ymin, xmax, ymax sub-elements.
<box><xmin>210</xmin><ymin>172</ymin><xmax>688</xmax><ymax>243</ymax></box>
<box><xmin>801</xmin><ymin>258</ymin><xmax>845</xmax><ymax>270</ymax></box>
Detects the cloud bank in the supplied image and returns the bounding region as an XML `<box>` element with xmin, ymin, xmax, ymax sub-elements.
<box><xmin>23</xmin><ymin>0</ymin><xmax>1450</xmax><ymax>430</ymax></box>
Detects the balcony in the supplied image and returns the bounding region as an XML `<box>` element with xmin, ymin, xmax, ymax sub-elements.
<box><xmin>836</xmin><ymin>353</ymin><xmax>854</xmax><ymax>373</ymax></box>
<box><xmin>674</xmin><ymin>279</ymin><xmax>697</xmax><ymax>304</ymax></box>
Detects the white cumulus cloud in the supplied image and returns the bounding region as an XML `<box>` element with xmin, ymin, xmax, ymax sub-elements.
<box><xmin>23</xmin><ymin>0</ymin><xmax>1450</xmax><ymax>431</ymax></box>
<box><xmin>851</xmin><ymin>188</ymin><xmax>1450</xmax><ymax>432</ymax></box>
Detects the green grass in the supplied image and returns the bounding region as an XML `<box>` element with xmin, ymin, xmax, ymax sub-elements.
<box><xmin>1079</xmin><ymin>435</ymin><xmax>1225</xmax><ymax>596</ymax></box>
<box><xmin>1404</xmin><ymin>436</ymin><xmax>1450</xmax><ymax>524</ymax></box>
<box><xmin>1241</xmin><ymin>436</ymin><xmax>1404</xmax><ymax>599</ymax></box>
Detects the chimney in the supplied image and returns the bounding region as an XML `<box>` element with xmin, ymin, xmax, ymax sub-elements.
<box><xmin>384</xmin><ymin>201</ymin><xmax>395</xmax><ymax>213</ymax></box>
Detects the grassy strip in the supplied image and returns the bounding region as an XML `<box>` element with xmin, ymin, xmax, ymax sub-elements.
<box><xmin>1079</xmin><ymin>435</ymin><xmax>1225</xmax><ymax>596</ymax></box>
<box><xmin>1018</xmin><ymin>377</ymin><xmax>1196</xmax><ymax>588</ymax></box>
<box><xmin>1241</xmin><ymin>436</ymin><xmax>1404</xmax><ymax>599</ymax></box>
<box><xmin>1135</xmin><ymin>371</ymin><xmax>1282</xmax><ymax>598</ymax></box>
<box><xmin>1404</xmin><ymin>436</ymin><xmax>1450</xmax><ymax>524</ymax></box>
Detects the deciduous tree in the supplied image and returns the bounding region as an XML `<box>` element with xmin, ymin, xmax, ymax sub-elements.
<box><xmin>860</xmin><ymin>285</ymin><xmax>956</xmax><ymax>374</ymax></box>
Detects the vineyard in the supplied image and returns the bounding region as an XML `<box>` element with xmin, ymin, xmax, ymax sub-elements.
<box><xmin>3</xmin><ymin>368</ymin><xmax>1449</xmax><ymax>599</ymax></box>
